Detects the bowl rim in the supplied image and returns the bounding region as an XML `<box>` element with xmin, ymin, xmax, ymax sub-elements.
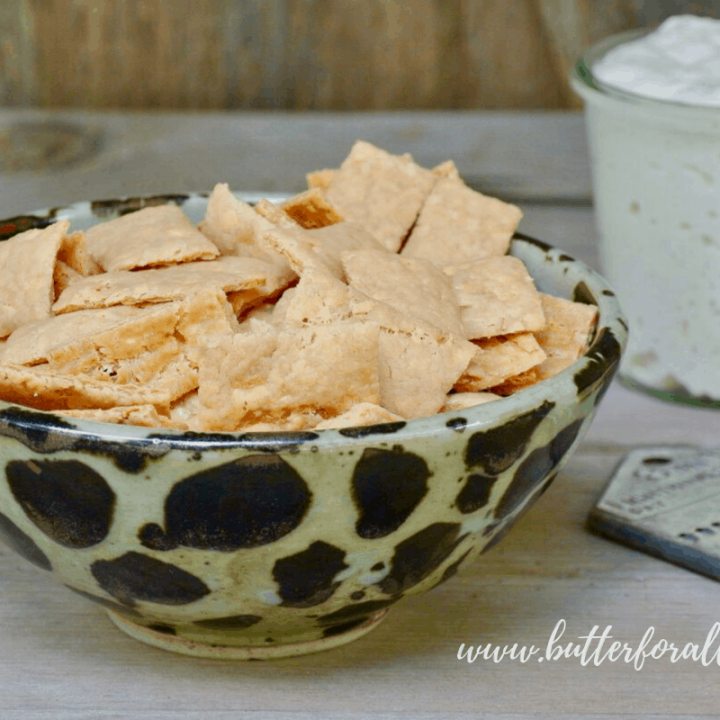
<box><xmin>0</xmin><ymin>192</ymin><xmax>629</xmax><ymax>452</ymax></box>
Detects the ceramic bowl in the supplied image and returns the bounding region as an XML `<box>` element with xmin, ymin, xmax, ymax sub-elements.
<box><xmin>0</xmin><ymin>194</ymin><xmax>628</xmax><ymax>659</ymax></box>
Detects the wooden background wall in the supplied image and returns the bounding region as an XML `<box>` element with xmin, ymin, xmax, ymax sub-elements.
<box><xmin>1</xmin><ymin>0</ymin><xmax>718</xmax><ymax>111</ymax></box>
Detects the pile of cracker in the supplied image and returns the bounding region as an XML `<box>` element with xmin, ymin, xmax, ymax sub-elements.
<box><xmin>0</xmin><ymin>142</ymin><xmax>597</xmax><ymax>432</ymax></box>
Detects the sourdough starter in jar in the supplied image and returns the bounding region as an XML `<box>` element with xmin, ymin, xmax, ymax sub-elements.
<box><xmin>572</xmin><ymin>15</ymin><xmax>720</xmax><ymax>405</ymax></box>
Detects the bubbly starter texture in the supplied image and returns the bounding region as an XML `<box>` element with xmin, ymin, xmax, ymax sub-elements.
<box><xmin>575</xmin><ymin>15</ymin><xmax>720</xmax><ymax>401</ymax></box>
<box><xmin>593</xmin><ymin>15</ymin><xmax>720</xmax><ymax>106</ymax></box>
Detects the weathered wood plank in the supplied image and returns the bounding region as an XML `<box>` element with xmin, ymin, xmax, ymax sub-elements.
<box><xmin>0</xmin><ymin>0</ymin><xmax>644</xmax><ymax>110</ymax></box>
<box><xmin>0</xmin><ymin>109</ymin><xmax>592</xmax><ymax>214</ymax></box>
<box><xmin>4</xmin><ymin>0</ymin><xmax>718</xmax><ymax>111</ymax></box>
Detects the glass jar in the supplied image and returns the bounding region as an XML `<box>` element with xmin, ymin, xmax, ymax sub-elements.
<box><xmin>572</xmin><ymin>29</ymin><xmax>720</xmax><ymax>407</ymax></box>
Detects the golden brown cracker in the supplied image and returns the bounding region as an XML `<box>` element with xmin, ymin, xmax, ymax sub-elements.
<box><xmin>85</xmin><ymin>205</ymin><xmax>220</xmax><ymax>271</ymax></box>
<box><xmin>279</xmin><ymin>188</ymin><xmax>344</xmax><ymax>229</ymax></box>
<box><xmin>377</xmin><ymin>326</ymin><xmax>476</xmax><ymax>419</ymax></box>
<box><xmin>1</xmin><ymin>305</ymin><xmax>149</xmax><ymax>366</ymax></box>
<box><xmin>53</xmin><ymin>260</ymin><xmax>82</xmax><ymax>300</ymax></box>
<box><xmin>342</xmin><ymin>248</ymin><xmax>467</xmax><ymax>339</ymax></box>
<box><xmin>443</xmin><ymin>256</ymin><xmax>545</xmax><ymax>339</ymax></box>
<box><xmin>0</xmin><ymin>363</ymin><xmax>175</xmax><ymax>411</ymax></box>
<box><xmin>197</xmin><ymin>321</ymin><xmax>381</xmax><ymax>431</ymax></box>
<box><xmin>401</xmin><ymin>176</ymin><xmax>522</xmax><ymax>263</ymax></box>
<box><xmin>199</xmin><ymin>184</ymin><xmax>291</xmax><ymax>268</ymax></box>
<box><xmin>324</xmin><ymin>141</ymin><xmax>436</xmax><ymax>252</ymax></box>
<box><xmin>532</xmin><ymin>294</ymin><xmax>598</xmax><ymax>380</ymax></box>
<box><xmin>455</xmin><ymin>333</ymin><xmax>546</xmax><ymax>393</ymax></box>
<box><xmin>490</xmin><ymin>366</ymin><xmax>543</xmax><ymax>396</ymax></box>
<box><xmin>53</xmin><ymin>256</ymin><xmax>295</xmax><ymax>313</ymax></box>
<box><xmin>0</xmin><ymin>220</ymin><xmax>70</xmax><ymax>338</ymax></box>
<box><xmin>58</xmin><ymin>231</ymin><xmax>100</xmax><ymax>277</ymax></box>
<box><xmin>254</xmin><ymin>198</ymin><xmax>303</xmax><ymax>230</ymax></box>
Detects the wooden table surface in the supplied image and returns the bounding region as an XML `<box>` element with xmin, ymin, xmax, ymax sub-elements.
<box><xmin>1</xmin><ymin>109</ymin><xmax>720</xmax><ymax>720</ymax></box>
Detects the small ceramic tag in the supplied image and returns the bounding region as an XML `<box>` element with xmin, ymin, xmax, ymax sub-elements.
<box><xmin>587</xmin><ymin>446</ymin><xmax>720</xmax><ymax>580</ymax></box>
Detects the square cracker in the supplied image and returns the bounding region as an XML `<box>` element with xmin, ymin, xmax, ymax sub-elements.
<box><xmin>532</xmin><ymin>294</ymin><xmax>598</xmax><ymax>381</ymax></box>
<box><xmin>84</xmin><ymin>205</ymin><xmax>220</xmax><ymax>271</ymax></box>
<box><xmin>275</xmin><ymin>266</ymin><xmax>476</xmax><ymax>419</ymax></box>
<box><xmin>443</xmin><ymin>256</ymin><xmax>545</xmax><ymax>339</ymax></box>
<box><xmin>197</xmin><ymin>321</ymin><xmax>381</xmax><ymax>431</ymax></box>
<box><xmin>377</xmin><ymin>326</ymin><xmax>476</xmax><ymax>419</ymax></box>
<box><xmin>2</xmin><ymin>305</ymin><xmax>150</xmax><ymax>365</ymax></box>
<box><xmin>323</xmin><ymin>141</ymin><xmax>437</xmax><ymax>252</ymax></box>
<box><xmin>199</xmin><ymin>184</ymin><xmax>291</xmax><ymax>268</ymax></box>
<box><xmin>52</xmin><ymin>256</ymin><xmax>295</xmax><ymax>313</ymax></box>
<box><xmin>401</xmin><ymin>176</ymin><xmax>522</xmax><ymax>264</ymax></box>
<box><xmin>0</xmin><ymin>363</ymin><xmax>177</xmax><ymax>412</ymax></box>
<box><xmin>254</xmin><ymin>198</ymin><xmax>302</xmax><ymax>230</ymax></box>
<box><xmin>0</xmin><ymin>220</ymin><xmax>70</xmax><ymax>339</ymax></box>
<box><xmin>261</xmin><ymin>222</ymin><xmax>385</xmax><ymax>281</ymax></box>
<box><xmin>279</xmin><ymin>189</ymin><xmax>344</xmax><ymax>229</ymax></box>
<box><xmin>455</xmin><ymin>333</ymin><xmax>546</xmax><ymax>393</ymax></box>
<box><xmin>342</xmin><ymin>248</ymin><xmax>467</xmax><ymax>339</ymax></box>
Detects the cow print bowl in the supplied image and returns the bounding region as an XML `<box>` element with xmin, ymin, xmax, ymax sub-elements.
<box><xmin>0</xmin><ymin>194</ymin><xmax>627</xmax><ymax>660</ymax></box>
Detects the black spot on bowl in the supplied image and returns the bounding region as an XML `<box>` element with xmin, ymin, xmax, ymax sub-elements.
<box><xmin>273</xmin><ymin>541</ymin><xmax>348</xmax><ymax>608</ymax></box>
<box><xmin>338</xmin><ymin>421</ymin><xmax>406</xmax><ymax>438</ymax></box>
<box><xmin>91</xmin><ymin>552</ymin><xmax>210</xmax><ymax>606</ymax></box>
<box><xmin>480</xmin><ymin>521</ymin><xmax>515</xmax><ymax>554</ymax></box>
<box><xmin>138</xmin><ymin>523</ymin><xmax>179</xmax><ymax>551</ymax></box>
<box><xmin>352</xmin><ymin>447</ymin><xmax>430</xmax><ymax>539</ymax></box>
<box><xmin>432</xmin><ymin>547</ymin><xmax>473</xmax><ymax>589</ymax></box>
<box><xmin>0</xmin><ymin>407</ymin><xmax>170</xmax><ymax>472</ymax></box>
<box><xmin>494</xmin><ymin>445</ymin><xmax>555</xmax><ymax>520</ymax></box>
<box><xmin>512</xmin><ymin>232</ymin><xmax>552</xmax><ymax>253</ymax></box>
<box><xmin>6</xmin><ymin>459</ymin><xmax>115</xmax><ymax>548</ymax></box>
<box><xmin>455</xmin><ymin>473</ymin><xmax>498</xmax><ymax>514</ymax></box>
<box><xmin>0</xmin><ymin>407</ymin><xmax>76</xmax><ymax>449</ymax></box>
<box><xmin>160</xmin><ymin>453</ymin><xmax>312</xmax><ymax>551</ymax></box>
<box><xmin>493</xmin><ymin>418</ymin><xmax>585</xmax><ymax>520</ymax></box>
<box><xmin>573</xmin><ymin>280</ymin><xmax>598</xmax><ymax>306</ymax></box>
<box><xmin>194</xmin><ymin>614</ymin><xmax>263</xmax><ymax>630</ymax></box>
<box><xmin>446</xmin><ymin>417</ymin><xmax>467</xmax><ymax>432</ymax></box>
<box><xmin>0</xmin><ymin>510</ymin><xmax>52</xmax><ymax>570</ymax></box>
<box><xmin>464</xmin><ymin>400</ymin><xmax>554</xmax><ymax>474</ymax></box>
<box><xmin>147</xmin><ymin>623</ymin><xmax>177</xmax><ymax>636</ymax></box>
<box><xmin>0</xmin><ymin>215</ymin><xmax>57</xmax><ymax>241</ymax></box>
<box><xmin>90</xmin><ymin>194</ymin><xmax>191</xmax><ymax>219</ymax></box>
<box><xmin>376</xmin><ymin>523</ymin><xmax>466</xmax><ymax>595</ymax></box>
<box><xmin>573</xmin><ymin>328</ymin><xmax>622</xmax><ymax>394</ymax></box>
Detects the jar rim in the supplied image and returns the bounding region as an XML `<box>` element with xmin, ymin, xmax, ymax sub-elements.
<box><xmin>571</xmin><ymin>26</ymin><xmax>720</xmax><ymax>117</ymax></box>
